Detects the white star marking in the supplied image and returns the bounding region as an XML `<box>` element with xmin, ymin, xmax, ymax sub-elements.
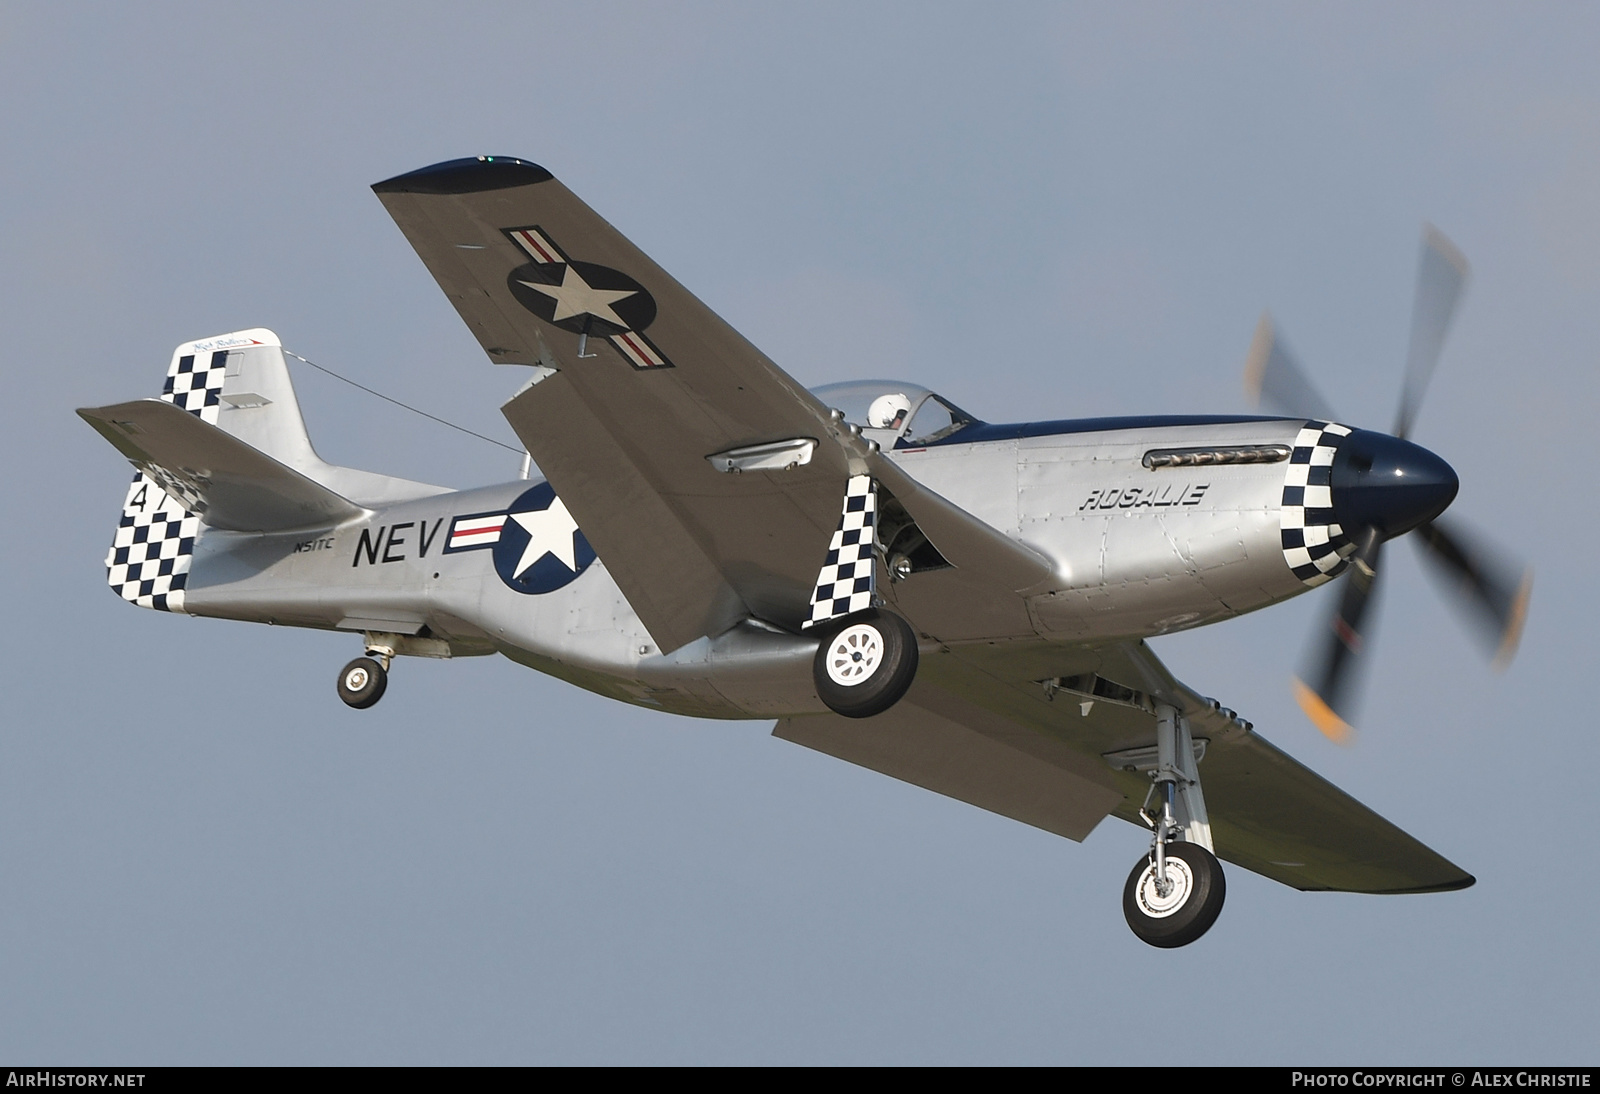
<box><xmin>518</xmin><ymin>265</ymin><xmax>637</xmax><ymax>328</ymax></box>
<box><xmin>509</xmin><ymin>497</ymin><xmax>580</xmax><ymax>577</ymax></box>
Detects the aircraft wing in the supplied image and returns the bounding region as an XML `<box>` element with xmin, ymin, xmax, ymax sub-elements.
<box><xmin>776</xmin><ymin>640</ymin><xmax>1473</xmax><ymax>894</ymax></box>
<box><xmin>374</xmin><ymin>157</ymin><xmax>1052</xmax><ymax>652</ymax></box>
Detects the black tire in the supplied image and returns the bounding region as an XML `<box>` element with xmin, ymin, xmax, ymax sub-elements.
<box><xmin>337</xmin><ymin>656</ymin><xmax>388</xmax><ymax>709</ymax></box>
<box><xmin>811</xmin><ymin>609</ymin><xmax>919</xmax><ymax>719</ymax></box>
<box><xmin>1122</xmin><ymin>841</ymin><xmax>1226</xmax><ymax>948</ymax></box>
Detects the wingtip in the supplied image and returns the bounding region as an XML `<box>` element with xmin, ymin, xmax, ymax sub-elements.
<box><xmin>1293</xmin><ymin>677</ymin><xmax>1355</xmax><ymax>745</ymax></box>
<box><xmin>1492</xmin><ymin>570</ymin><xmax>1533</xmax><ymax>670</ymax></box>
<box><xmin>372</xmin><ymin>156</ymin><xmax>553</xmax><ymax>195</ymax></box>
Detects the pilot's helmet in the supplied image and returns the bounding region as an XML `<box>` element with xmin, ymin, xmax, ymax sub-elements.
<box><xmin>867</xmin><ymin>392</ymin><xmax>912</xmax><ymax>431</ymax></box>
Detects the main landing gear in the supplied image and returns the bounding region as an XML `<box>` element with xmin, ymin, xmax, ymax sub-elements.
<box><xmin>1123</xmin><ymin>703</ymin><xmax>1226</xmax><ymax>947</ymax></box>
<box><xmin>811</xmin><ymin>608</ymin><xmax>919</xmax><ymax>718</ymax></box>
<box><xmin>337</xmin><ymin>647</ymin><xmax>390</xmax><ymax>709</ymax></box>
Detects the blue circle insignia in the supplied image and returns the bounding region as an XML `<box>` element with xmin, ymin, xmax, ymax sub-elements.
<box><xmin>490</xmin><ymin>482</ymin><xmax>596</xmax><ymax>595</ymax></box>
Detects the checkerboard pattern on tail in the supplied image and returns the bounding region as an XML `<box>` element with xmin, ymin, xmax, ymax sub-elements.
<box><xmin>107</xmin><ymin>475</ymin><xmax>200</xmax><ymax>611</ymax></box>
<box><xmin>1280</xmin><ymin>420</ymin><xmax>1355</xmax><ymax>587</ymax></box>
<box><xmin>104</xmin><ymin>349</ymin><xmax>230</xmax><ymax>612</ymax></box>
<box><xmin>803</xmin><ymin>475</ymin><xmax>878</xmax><ymax>629</ymax></box>
<box><xmin>163</xmin><ymin>350</ymin><xmax>229</xmax><ymax>422</ymax></box>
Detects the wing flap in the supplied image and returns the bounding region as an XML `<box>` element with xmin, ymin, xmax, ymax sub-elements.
<box><xmin>78</xmin><ymin>399</ymin><xmax>366</xmax><ymax>532</ymax></box>
<box><xmin>775</xmin><ymin>677</ymin><xmax>1125</xmax><ymax>842</ymax></box>
<box><xmin>500</xmin><ymin>369</ymin><xmax>746</xmax><ymax>653</ymax></box>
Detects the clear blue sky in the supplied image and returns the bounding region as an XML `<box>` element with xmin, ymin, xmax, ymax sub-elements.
<box><xmin>2</xmin><ymin>2</ymin><xmax>1595</xmax><ymax>1064</ymax></box>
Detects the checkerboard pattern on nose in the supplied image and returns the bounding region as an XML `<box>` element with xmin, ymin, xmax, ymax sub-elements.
<box><xmin>104</xmin><ymin>348</ymin><xmax>229</xmax><ymax>611</ymax></box>
<box><xmin>803</xmin><ymin>475</ymin><xmax>877</xmax><ymax>629</ymax></box>
<box><xmin>1280</xmin><ymin>420</ymin><xmax>1355</xmax><ymax>587</ymax></box>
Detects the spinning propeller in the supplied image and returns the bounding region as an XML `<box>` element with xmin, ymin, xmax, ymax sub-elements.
<box><xmin>1244</xmin><ymin>227</ymin><xmax>1532</xmax><ymax>743</ymax></box>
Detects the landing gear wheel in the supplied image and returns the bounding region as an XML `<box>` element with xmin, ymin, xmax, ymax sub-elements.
<box><xmin>811</xmin><ymin>609</ymin><xmax>919</xmax><ymax>719</ymax></box>
<box><xmin>1123</xmin><ymin>841</ymin><xmax>1226</xmax><ymax>948</ymax></box>
<box><xmin>337</xmin><ymin>656</ymin><xmax>388</xmax><ymax>709</ymax></box>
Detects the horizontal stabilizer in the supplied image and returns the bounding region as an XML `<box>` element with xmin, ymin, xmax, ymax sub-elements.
<box><xmin>78</xmin><ymin>399</ymin><xmax>367</xmax><ymax>532</ymax></box>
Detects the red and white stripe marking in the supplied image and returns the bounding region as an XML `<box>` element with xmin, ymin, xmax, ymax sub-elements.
<box><xmin>509</xmin><ymin>227</ymin><xmax>562</xmax><ymax>265</ymax></box>
<box><xmin>610</xmin><ymin>331</ymin><xmax>668</xmax><ymax>368</ymax></box>
<box><xmin>448</xmin><ymin>514</ymin><xmax>506</xmax><ymax>549</ymax></box>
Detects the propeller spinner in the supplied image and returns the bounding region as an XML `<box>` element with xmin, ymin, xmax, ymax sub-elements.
<box><xmin>1245</xmin><ymin>227</ymin><xmax>1532</xmax><ymax>742</ymax></box>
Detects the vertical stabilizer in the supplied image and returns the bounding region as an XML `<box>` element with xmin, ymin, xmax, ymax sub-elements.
<box><xmin>206</xmin><ymin>329</ymin><xmax>320</xmax><ymax>467</ymax></box>
<box><xmin>205</xmin><ymin>330</ymin><xmax>450</xmax><ymax>508</ymax></box>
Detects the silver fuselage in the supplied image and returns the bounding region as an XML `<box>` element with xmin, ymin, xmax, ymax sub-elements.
<box><xmin>181</xmin><ymin>416</ymin><xmax>1315</xmax><ymax>719</ymax></box>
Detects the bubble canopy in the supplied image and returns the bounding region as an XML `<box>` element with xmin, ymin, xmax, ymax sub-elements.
<box><xmin>809</xmin><ymin>380</ymin><xmax>977</xmax><ymax>447</ymax></box>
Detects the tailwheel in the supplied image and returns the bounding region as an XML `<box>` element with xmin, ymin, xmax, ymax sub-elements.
<box><xmin>337</xmin><ymin>656</ymin><xmax>388</xmax><ymax>709</ymax></box>
<box><xmin>1123</xmin><ymin>841</ymin><xmax>1226</xmax><ymax>948</ymax></box>
<box><xmin>811</xmin><ymin>609</ymin><xmax>919</xmax><ymax>719</ymax></box>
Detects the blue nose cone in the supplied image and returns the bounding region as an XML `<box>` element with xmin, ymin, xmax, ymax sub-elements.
<box><xmin>1330</xmin><ymin>430</ymin><xmax>1459</xmax><ymax>538</ymax></box>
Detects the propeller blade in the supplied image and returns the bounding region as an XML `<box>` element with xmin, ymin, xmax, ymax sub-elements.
<box><xmin>1243</xmin><ymin>313</ymin><xmax>1342</xmax><ymax>423</ymax></box>
<box><xmin>1415</xmin><ymin>517</ymin><xmax>1532</xmax><ymax>667</ymax></box>
<box><xmin>1393</xmin><ymin>225</ymin><xmax>1470</xmax><ymax>440</ymax></box>
<box><xmin>1294</xmin><ymin>527</ymin><xmax>1384</xmax><ymax>744</ymax></box>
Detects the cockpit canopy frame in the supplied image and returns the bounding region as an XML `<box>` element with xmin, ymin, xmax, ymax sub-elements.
<box><xmin>809</xmin><ymin>380</ymin><xmax>976</xmax><ymax>448</ymax></box>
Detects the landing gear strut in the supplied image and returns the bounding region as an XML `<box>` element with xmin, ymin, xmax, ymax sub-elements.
<box><xmin>1123</xmin><ymin>703</ymin><xmax>1225</xmax><ymax>947</ymax></box>
<box><xmin>337</xmin><ymin>650</ymin><xmax>389</xmax><ymax>709</ymax></box>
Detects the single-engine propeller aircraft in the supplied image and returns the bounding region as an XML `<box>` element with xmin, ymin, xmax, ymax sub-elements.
<box><xmin>79</xmin><ymin>157</ymin><xmax>1530</xmax><ymax>947</ymax></box>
